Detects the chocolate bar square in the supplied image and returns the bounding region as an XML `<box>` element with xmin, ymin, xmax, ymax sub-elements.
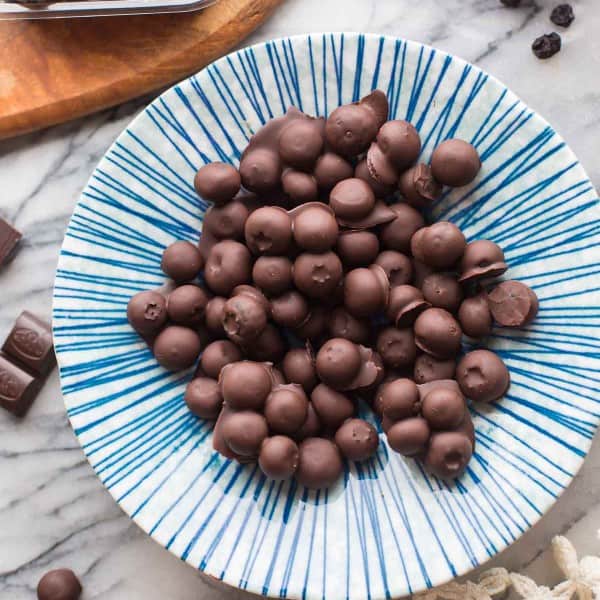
<box><xmin>0</xmin><ymin>217</ymin><xmax>22</xmax><ymax>267</ymax></box>
<box><xmin>0</xmin><ymin>353</ymin><xmax>41</xmax><ymax>417</ymax></box>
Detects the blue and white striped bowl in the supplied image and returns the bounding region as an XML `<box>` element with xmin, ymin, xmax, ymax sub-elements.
<box><xmin>53</xmin><ymin>33</ymin><xmax>600</xmax><ymax>600</ymax></box>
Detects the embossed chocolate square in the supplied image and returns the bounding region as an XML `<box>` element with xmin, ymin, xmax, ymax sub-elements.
<box><xmin>0</xmin><ymin>354</ymin><xmax>41</xmax><ymax>417</ymax></box>
<box><xmin>2</xmin><ymin>311</ymin><xmax>56</xmax><ymax>377</ymax></box>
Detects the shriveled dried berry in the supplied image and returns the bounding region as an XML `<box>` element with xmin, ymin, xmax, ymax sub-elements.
<box><xmin>550</xmin><ymin>4</ymin><xmax>574</xmax><ymax>27</ymax></box>
<box><xmin>532</xmin><ymin>32</ymin><xmax>561</xmax><ymax>59</ymax></box>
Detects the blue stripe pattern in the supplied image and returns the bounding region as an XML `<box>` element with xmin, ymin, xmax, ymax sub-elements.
<box><xmin>52</xmin><ymin>34</ymin><xmax>599</xmax><ymax>600</ymax></box>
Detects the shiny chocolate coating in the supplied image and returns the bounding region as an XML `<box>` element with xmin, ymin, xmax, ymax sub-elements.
<box><xmin>386</xmin><ymin>285</ymin><xmax>430</xmax><ymax>327</ymax></box>
<box><xmin>335</xmin><ymin>418</ymin><xmax>379</xmax><ymax>461</ymax></box>
<box><xmin>414</xmin><ymin>308</ymin><xmax>462</xmax><ymax>358</ymax></box>
<box><xmin>386</xmin><ymin>417</ymin><xmax>431</xmax><ymax>456</ymax></box>
<box><xmin>127</xmin><ymin>290</ymin><xmax>168</xmax><ymax>336</ymax></box>
<box><xmin>380</xmin><ymin>378</ymin><xmax>420</xmax><ymax>421</ymax></box>
<box><xmin>335</xmin><ymin>200</ymin><xmax>397</xmax><ymax>230</ymax></box>
<box><xmin>293</xmin><ymin>401</ymin><xmax>322</xmax><ymax>441</ymax></box>
<box><xmin>167</xmin><ymin>284</ymin><xmax>209</xmax><ymax>326</ymax></box>
<box><xmin>459</xmin><ymin>240</ymin><xmax>508</xmax><ymax>283</ymax></box>
<box><xmin>425</xmin><ymin>430</ymin><xmax>473</xmax><ymax>479</ymax></box>
<box><xmin>220</xmin><ymin>361</ymin><xmax>272</xmax><ymax>410</ymax></box>
<box><xmin>203</xmin><ymin>200</ymin><xmax>249</xmax><ymax>240</ymax></box>
<box><xmin>410</xmin><ymin>227</ymin><xmax>426</xmax><ymax>262</ymax></box>
<box><xmin>376</xmin><ymin>326</ymin><xmax>417</xmax><ymax>369</ymax></box>
<box><xmin>325</xmin><ymin>104</ymin><xmax>378</xmax><ymax>158</ymax></box>
<box><xmin>329</xmin><ymin>307</ymin><xmax>370</xmax><ymax>344</ymax></box>
<box><xmin>282</xmin><ymin>347</ymin><xmax>318</xmax><ymax>393</ymax></box>
<box><xmin>355</xmin><ymin>158</ymin><xmax>394</xmax><ymax>198</ymax></box>
<box><xmin>376</xmin><ymin>119</ymin><xmax>421</xmax><ymax>169</ymax></box>
<box><xmin>194</xmin><ymin>162</ymin><xmax>241</xmax><ymax>205</ymax></box>
<box><xmin>375</xmin><ymin>250</ymin><xmax>412</xmax><ymax>287</ymax></box>
<box><xmin>311</xmin><ymin>383</ymin><xmax>356</xmax><ymax>429</ymax></box>
<box><xmin>456</xmin><ymin>349</ymin><xmax>510</xmax><ymax>403</ymax></box>
<box><xmin>343</xmin><ymin>266</ymin><xmax>388</xmax><ymax>318</ymax></box>
<box><xmin>282</xmin><ymin>169</ymin><xmax>319</xmax><ymax>205</ymax></box>
<box><xmin>185</xmin><ymin>376</ymin><xmax>223</xmax><ymax>419</ymax></box>
<box><xmin>296</xmin><ymin>437</ymin><xmax>343</xmax><ymax>489</ymax></box>
<box><xmin>366</xmin><ymin>141</ymin><xmax>398</xmax><ymax>187</ymax></box>
<box><xmin>336</xmin><ymin>231</ymin><xmax>379</xmax><ymax>268</ymax></box>
<box><xmin>244</xmin><ymin>324</ymin><xmax>286</xmax><ymax>363</ymax></box>
<box><xmin>161</xmin><ymin>240</ymin><xmax>203</xmax><ymax>283</ymax></box>
<box><xmin>244</xmin><ymin>206</ymin><xmax>292</xmax><ymax>255</ymax></box>
<box><xmin>222</xmin><ymin>294</ymin><xmax>268</xmax><ymax>343</ymax></box>
<box><xmin>329</xmin><ymin>178</ymin><xmax>376</xmax><ymax>221</ymax></box>
<box><xmin>359</xmin><ymin>90</ymin><xmax>389</xmax><ymax>129</ymax></box>
<box><xmin>380</xmin><ymin>203</ymin><xmax>425</xmax><ymax>253</ymax></box>
<box><xmin>316</xmin><ymin>338</ymin><xmax>361</xmax><ymax>389</ymax></box>
<box><xmin>347</xmin><ymin>346</ymin><xmax>385</xmax><ymax>392</ymax></box>
<box><xmin>279</xmin><ymin>118</ymin><xmax>324</xmax><ymax>170</ymax></box>
<box><xmin>222</xmin><ymin>410</ymin><xmax>269</xmax><ymax>456</ymax></box>
<box><xmin>430</xmin><ymin>139</ymin><xmax>481</xmax><ymax>187</ymax></box>
<box><xmin>292</xmin><ymin>204</ymin><xmax>339</xmax><ymax>252</ymax></box>
<box><xmin>252</xmin><ymin>255</ymin><xmax>293</xmax><ymax>296</ymax></box>
<box><xmin>420</xmin><ymin>222</ymin><xmax>466</xmax><ymax>269</ymax></box>
<box><xmin>232</xmin><ymin>285</ymin><xmax>270</xmax><ymax>312</ymax></box>
<box><xmin>313</xmin><ymin>152</ymin><xmax>354</xmax><ymax>190</ymax></box>
<box><xmin>200</xmin><ymin>340</ymin><xmax>243</xmax><ymax>379</ymax></box>
<box><xmin>458</xmin><ymin>293</ymin><xmax>493</xmax><ymax>338</ymax></box>
<box><xmin>37</xmin><ymin>569</ymin><xmax>82</xmax><ymax>600</ymax></box>
<box><xmin>398</xmin><ymin>163</ymin><xmax>442</xmax><ymax>208</ymax></box>
<box><xmin>413</xmin><ymin>354</ymin><xmax>456</xmax><ymax>384</ymax></box>
<box><xmin>412</xmin><ymin>259</ymin><xmax>435</xmax><ymax>289</ymax></box>
<box><xmin>239</xmin><ymin>148</ymin><xmax>282</xmax><ymax>193</ymax></box>
<box><xmin>265</xmin><ymin>384</ymin><xmax>309</xmax><ymax>434</ymax></box>
<box><xmin>487</xmin><ymin>280</ymin><xmax>539</xmax><ymax>327</ymax></box>
<box><xmin>153</xmin><ymin>325</ymin><xmax>202</xmax><ymax>370</ymax></box>
<box><xmin>421</xmin><ymin>387</ymin><xmax>466</xmax><ymax>430</ymax></box>
<box><xmin>294</xmin><ymin>306</ymin><xmax>328</xmax><ymax>340</ymax></box>
<box><xmin>293</xmin><ymin>251</ymin><xmax>343</xmax><ymax>299</ymax></box>
<box><xmin>204</xmin><ymin>296</ymin><xmax>227</xmax><ymax>335</ymax></box>
<box><xmin>271</xmin><ymin>290</ymin><xmax>309</xmax><ymax>328</ymax></box>
<box><xmin>204</xmin><ymin>240</ymin><xmax>252</xmax><ymax>296</ymax></box>
<box><xmin>259</xmin><ymin>436</ymin><xmax>300</xmax><ymax>480</ymax></box>
<box><xmin>421</xmin><ymin>273</ymin><xmax>463</xmax><ymax>312</ymax></box>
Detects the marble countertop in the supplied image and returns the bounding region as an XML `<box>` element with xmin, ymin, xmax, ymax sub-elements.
<box><xmin>1</xmin><ymin>1</ymin><xmax>599</xmax><ymax>598</ymax></box>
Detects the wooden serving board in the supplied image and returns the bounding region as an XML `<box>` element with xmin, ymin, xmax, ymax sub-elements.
<box><xmin>0</xmin><ymin>0</ymin><xmax>281</xmax><ymax>139</ymax></box>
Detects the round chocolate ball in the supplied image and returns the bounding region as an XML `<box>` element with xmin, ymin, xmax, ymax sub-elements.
<box><xmin>414</xmin><ymin>308</ymin><xmax>462</xmax><ymax>359</ymax></box>
<box><xmin>283</xmin><ymin>348</ymin><xmax>317</xmax><ymax>393</ymax></box>
<box><xmin>294</xmin><ymin>306</ymin><xmax>328</xmax><ymax>340</ymax></box>
<box><xmin>265</xmin><ymin>385</ymin><xmax>309</xmax><ymax>435</ymax></box>
<box><xmin>329</xmin><ymin>307</ymin><xmax>370</xmax><ymax>344</ymax></box>
<box><xmin>374</xmin><ymin>250</ymin><xmax>412</xmax><ymax>287</ymax></box>
<box><xmin>376</xmin><ymin>120</ymin><xmax>421</xmax><ymax>169</ymax></box>
<box><xmin>385</xmin><ymin>285</ymin><xmax>430</xmax><ymax>327</ymax></box>
<box><xmin>153</xmin><ymin>326</ymin><xmax>202</xmax><ymax>370</ymax></box>
<box><xmin>421</xmin><ymin>273</ymin><xmax>463</xmax><ymax>312</ymax></box>
<box><xmin>386</xmin><ymin>417</ymin><xmax>431</xmax><ymax>456</ymax></box>
<box><xmin>293</xmin><ymin>251</ymin><xmax>343</xmax><ymax>299</ymax></box>
<box><xmin>293</xmin><ymin>401</ymin><xmax>322</xmax><ymax>441</ymax></box>
<box><xmin>380</xmin><ymin>378</ymin><xmax>420</xmax><ymax>421</ymax></box>
<box><xmin>271</xmin><ymin>290</ymin><xmax>309</xmax><ymax>328</ymax></box>
<box><xmin>244</xmin><ymin>206</ymin><xmax>292</xmax><ymax>255</ymax></box>
<box><xmin>422</xmin><ymin>387</ymin><xmax>466</xmax><ymax>430</ymax></box>
<box><xmin>412</xmin><ymin>259</ymin><xmax>435</xmax><ymax>289</ymax></box>
<box><xmin>205</xmin><ymin>296</ymin><xmax>227</xmax><ymax>335</ymax></box>
<box><xmin>425</xmin><ymin>431</ymin><xmax>473</xmax><ymax>479</ymax></box>
<box><xmin>220</xmin><ymin>361</ymin><xmax>272</xmax><ymax>410</ymax></box>
<box><xmin>296</xmin><ymin>437</ymin><xmax>343</xmax><ymax>489</ymax></box>
<box><xmin>420</xmin><ymin>222</ymin><xmax>467</xmax><ymax>269</ymax></box>
<box><xmin>161</xmin><ymin>241</ymin><xmax>203</xmax><ymax>283</ymax></box>
<box><xmin>245</xmin><ymin>324</ymin><xmax>287</xmax><ymax>363</ymax></box>
<box><xmin>282</xmin><ymin>169</ymin><xmax>319</xmax><ymax>205</ymax></box>
<box><xmin>232</xmin><ymin>285</ymin><xmax>270</xmax><ymax>311</ymax></box>
<box><xmin>310</xmin><ymin>383</ymin><xmax>355</xmax><ymax>429</ymax></box>
<box><xmin>37</xmin><ymin>569</ymin><xmax>82</xmax><ymax>600</ymax></box>
<box><xmin>279</xmin><ymin>119</ymin><xmax>324</xmax><ymax>170</ymax></box>
<box><xmin>127</xmin><ymin>290</ymin><xmax>168</xmax><ymax>336</ymax></box>
<box><xmin>380</xmin><ymin>203</ymin><xmax>425</xmax><ymax>253</ymax></box>
<box><xmin>204</xmin><ymin>240</ymin><xmax>251</xmax><ymax>296</ymax></box>
<box><xmin>325</xmin><ymin>104</ymin><xmax>378</xmax><ymax>157</ymax></box>
<box><xmin>343</xmin><ymin>267</ymin><xmax>388</xmax><ymax>318</ymax></box>
<box><xmin>366</xmin><ymin>142</ymin><xmax>398</xmax><ymax>187</ymax></box>
<box><xmin>252</xmin><ymin>256</ymin><xmax>294</xmax><ymax>297</ymax></box>
<box><xmin>167</xmin><ymin>284</ymin><xmax>209</xmax><ymax>326</ymax></box>
<box><xmin>194</xmin><ymin>162</ymin><xmax>241</xmax><ymax>205</ymax></box>
<box><xmin>239</xmin><ymin>148</ymin><xmax>282</xmax><ymax>193</ymax></box>
<box><xmin>399</xmin><ymin>163</ymin><xmax>442</xmax><ymax>208</ymax></box>
<box><xmin>201</xmin><ymin>340</ymin><xmax>242</xmax><ymax>379</ymax></box>
<box><xmin>430</xmin><ymin>139</ymin><xmax>481</xmax><ymax>187</ymax></box>
<box><xmin>336</xmin><ymin>231</ymin><xmax>380</xmax><ymax>268</ymax></box>
<box><xmin>410</xmin><ymin>227</ymin><xmax>427</xmax><ymax>262</ymax></box>
<box><xmin>487</xmin><ymin>280</ymin><xmax>539</xmax><ymax>327</ymax></box>
<box><xmin>259</xmin><ymin>436</ymin><xmax>300</xmax><ymax>480</ymax></box>
<box><xmin>203</xmin><ymin>200</ymin><xmax>249</xmax><ymax>240</ymax></box>
<box><xmin>222</xmin><ymin>294</ymin><xmax>268</xmax><ymax>343</ymax></box>
<box><xmin>293</xmin><ymin>205</ymin><xmax>339</xmax><ymax>252</ymax></box>
<box><xmin>458</xmin><ymin>293</ymin><xmax>493</xmax><ymax>338</ymax></box>
<box><xmin>315</xmin><ymin>338</ymin><xmax>361</xmax><ymax>389</ymax></box>
<box><xmin>459</xmin><ymin>239</ymin><xmax>507</xmax><ymax>283</ymax></box>
<box><xmin>413</xmin><ymin>354</ymin><xmax>456</xmax><ymax>384</ymax></box>
<box><xmin>376</xmin><ymin>326</ymin><xmax>417</xmax><ymax>369</ymax></box>
<box><xmin>335</xmin><ymin>418</ymin><xmax>379</xmax><ymax>461</ymax></box>
<box><xmin>313</xmin><ymin>152</ymin><xmax>354</xmax><ymax>190</ymax></box>
<box><xmin>329</xmin><ymin>178</ymin><xmax>376</xmax><ymax>221</ymax></box>
<box><xmin>355</xmin><ymin>157</ymin><xmax>394</xmax><ymax>198</ymax></box>
<box><xmin>456</xmin><ymin>349</ymin><xmax>510</xmax><ymax>403</ymax></box>
<box><xmin>185</xmin><ymin>377</ymin><xmax>223</xmax><ymax>419</ymax></box>
<box><xmin>222</xmin><ymin>410</ymin><xmax>269</xmax><ymax>456</ymax></box>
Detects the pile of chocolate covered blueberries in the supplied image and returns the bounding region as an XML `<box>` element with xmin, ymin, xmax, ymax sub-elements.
<box><xmin>127</xmin><ymin>90</ymin><xmax>538</xmax><ymax>489</ymax></box>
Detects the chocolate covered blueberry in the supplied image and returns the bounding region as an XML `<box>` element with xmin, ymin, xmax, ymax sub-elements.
<box><xmin>252</xmin><ymin>255</ymin><xmax>293</xmax><ymax>296</ymax></box>
<box><xmin>194</xmin><ymin>162</ymin><xmax>241</xmax><ymax>205</ymax></box>
<box><xmin>271</xmin><ymin>290</ymin><xmax>309</xmax><ymax>328</ymax></box>
<box><xmin>279</xmin><ymin>118</ymin><xmax>324</xmax><ymax>170</ymax></box>
<box><xmin>239</xmin><ymin>147</ymin><xmax>282</xmax><ymax>194</ymax></box>
<box><xmin>355</xmin><ymin>157</ymin><xmax>394</xmax><ymax>198</ymax></box>
<box><xmin>167</xmin><ymin>284</ymin><xmax>209</xmax><ymax>326</ymax></box>
<box><xmin>418</xmin><ymin>222</ymin><xmax>467</xmax><ymax>269</ymax></box>
<box><xmin>343</xmin><ymin>265</ymin><xmax>389</xmax><ymax>318</ymax></box>
<box><xmin>293</xmin><ymin>251</ymin><xmax>343</xmax><ymax>299</ymax></box>
<box><xmin>292</xmin><ymin>204</ymin><xmax>339</xmax><ymax>252</ymax></box>
<box><xmin>487</xmin><ymin>280</ymin><xmax>539</xmax><ymax>326</ymax></box>
<box><xmin>222</xmin><ymin>410</ymin><xmax>269</xmax><ymax>456</ymax></box>
<box><xmin>203</xmin><ymin>200</ymin><xmax>249</xmax><ymax>240</ymax></box>
<box><xmin>204</xmin><ymin>296</ymin><xmax>227</xmax><ymax>336</ymax></box>
<box><xmin>413</xmin><ymin>308</ymin><xmax>462</xmax><ymax>358</ymax></box>
<box><xmin>459</xmin><ymin>240</ymin><xmax>508</xmax><ymax>283</ymax></box>
<box><xmin>294</xmin><ymin>305</ymin><xmax>328</xmax><ymax>340</ymax></box>
<box><xmin>127</xmin><ymin>290</ymin><xmax>168</xmax><ymax>337</ymax></box>
<box><xmin>373</xmin><ymin>120</ymin><xmax>421</xmax><ymax>170</ymax></box>
<box><xmin>325</xmin><ymin>102</ymin><xmax>379</xmax><ymax>158</ymax></box>
<box><xmin>430</xmin><ymin>139</ymin><xmax>481</xmax><ymax>187</ymax></box>
<box><xmin>329</xmin><ymin>307</ymin><xmax>370</xmax><ymax>344</ymax></box>
<box><xmin>413</xmin><ymin>354</ymin><xmax>456</xmax><ymax>384</ymax></box>
<box><xmin>244</xmin><ymin>206</ymin><xmax>293</xmax><ymax>255</ymax></box>
<box><xmin>380</xmin><ymin>203</ymin><xmax>425</xmax><ymax>253</ymax></box>
<box><xmin>385</xmin><ymin>285</ymin><xmax>430</xmax><ymax>327</ymax></box>
<box><xmin>204</xmin><ymin>240</ymin><xmax>252</xmax><ymax>296</ymax></box>
<box><xmin>330</xmin><ymin>178</ymin><xmax>376</xmax><ymax>221</ymax></box>
<box><xmin>244</xmin><ymin>324</ymin><xmax>286</xmax><ymax>363</ymax></box>
<box><xmin>336</xmin><ymin>231</ymin><xmax>380</xmax><ymax>268</ymax></box>
<box><xmin>421</xmin><ymin>386</ymin><xmax>466</xmax><ymax>430</ymax></box>
<box><xmin>386</xmin><ymin>417</ymin><xmax>431</xmax><ymax>456</ymax></box>
<box><xmin>37</xmin><ymin>569</ymin><xmax>82</xmax><ymax>600</ymax></box>
<box><xmin>259</xmin><ymin>436</ymin><xmax>300</xmax><ymax>480</ymax></box>
<box><xmin>376</xmin><ymin>327</ymin><xmax>417</xmax><ymax>369</ymax></box>
<box><xmin>265</xmin><ymin>384</ymin><xmax>309</xmax><ymax>435</ymax></box>
<box><xmin>421</xmin><ymin>273</ymin><xmax>463</xmax><ymax>312</ymax></box>
<box><xmin>425</xmin><ymin>430</ymin><xmax>472</xmax><ymax>479</ymax></box>
<box><xmin>456</xmin><ymin>349</ymin><xmax>510</xmax><ymax>402</ymax></box>
<box><xmin>380</xmin><ymin>378</ymin><xmax>421</xmax><ymax>421</ymax></box>
<box><xmin>153</xmin><ymin>325</ymin><xmax>202</xmax><ymax>370</ymax></box>
<box><xmin>220</xmin><ymin>361</ymin><xmax>272</xmax><ymax>410</ymax></box>
<box><xmin>161</xmin><ymin>240</ymin><xmax>203</xmax><ymax>283</ymax></box>
<box><xmin>282</xmin><ymin>347</ymin><xmax>318</xmax><ymax>393</ymax></box>
<box><xmin>375</xmin><ymin>250</ymin><xmax>413</xmax><ymax>287</ymax></box>
<box><xmin>335</xmin><ymin>418</ymin><xmax>379</xmax><ymax>461</ymax></box>
<box><xmin>313</xmin><ymin>152</ymin><xmax>354</xmax><ymax>190</ymax></box>
<box><xmin>398</xmin><ymin>163</ymin><xmax>442</xmax><ymax>208</ymax></box>
<box><xmin>458</xmin><ymin>293</ymin><xmax>493</xmax><ymax>338</ymax></box>
<box><xmin>282</xmin><ymin>169</ymin><xmax>319</xmax><ymax>205</ymax></box>
<box><xmin>315</xmin><ymin>338</ymin><xmax>361</xmax><ymax>389</ymax></box>
<box><xmin>200</xmin><ymin>340</ymin><xmax>243</xmax><ymax>379</ymax></box>
<box><xmin>185</xmin><ymin>377</ymin><xmax>223</xmax><ymax>419</ymax></box>
<box><xmin>296</xmin><ymin>437</ymin><xmax>343</xmax><ymax>489</ymax></box>
<box><xmin>222</xmin><ymin>293</ymin><xmax>268</xmax><ymax>343</ymax></box>
<box><xmin>311</xmin><ymin>383</ymin><xmax>356</xmax><ymax>429</ymax></box>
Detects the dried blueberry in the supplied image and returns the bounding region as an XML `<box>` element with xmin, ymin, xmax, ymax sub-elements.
<box><xmin>532</xmin><ymin>32</ymin><xmax>561</xmax><ymax>59</ymax></box>
<box><xmin>550</xmin><ymin>4</ymin><xmax>574</xmax><ymax>27</ymax></box>
<box><xmin>500</xmin><ymin>0</ymin><xmax>521</xmax><ymax>6</ymax></box>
